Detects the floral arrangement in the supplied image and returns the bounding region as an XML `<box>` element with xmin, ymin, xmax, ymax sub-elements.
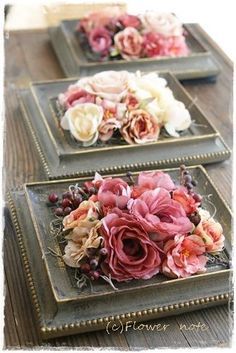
<box><xmin>76</xmin><ymin>8</ymin><xmax>189</xmax><ymax>61</ymax></box>
<box><xmin>58</xmin><ymin>71</ymin><xmax>191</xmax><ymax>147</ymax></box>
<box><xmin>47</xmin><ymin>166</ymin><xmax>225</xmax><ymax>289</ymax></box>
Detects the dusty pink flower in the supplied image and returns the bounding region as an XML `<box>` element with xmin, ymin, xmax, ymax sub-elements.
<box><xmin>97</xmin><ymin>178</ymin><xmax>131</xmax><ymax>209</ymax></box>
<box><xmin>99</xmin><ymin>117</ymin><xmax>121</xmax><ymax>141</ymax></box>
<box><xmin>194</xmin><ymin>218</ymin><xmax>225</xmax><ymax>253</ymax></box>
<box><xmin>128</xmin><ymin>187</ymin><xmax>193</xmax><ymax>242</ymax></box>
<box><xmin>117</xmin><ymin>14</ymin><xmax>141</xmax><ymax>29</ymax></box>
<box><xmin>132</xmin><ymin>171</ymin><xmax>175</xmax><ymax>198</ymax></box>
<box><xmin>58</xmin><ymin>85</ymin><xmax>95</xmax><ymax>109</ymax></box>
<box><xmin>124</xmin><ymin>93</ymin><xmax>140</xmax><ymax>110</ymax></box>
<box><xmin>143</xmin><ymin>32</ymin><xmax>189</xmax><ymax>58</ymax></box>
<box><xmin>114</xmin><ymin>27</ymin><xmax>143</xmax><ymax>60</ymax></box>
<box><xmin>142</xmin><ymin>32</ymin><xmax>162</xmax><ymax>58</ymax></box>
<box><xmin>121</xmin><ymin>109</ymin><xmax>160</xmax><ymax>144</ymax></box>
<box><xmin>88</xmin><ymin>27</ymin><xmax>112</xmax><ymax>55</ymax></box>
<box><xmin>101</xmin><ymin>211</ymin><xmax>162</xmax><ymax>281</ymax></box>
<box><xmin>172</xmin><ymin>187</ymin><xmax>200</xmax><ymax>215</ymax></box>
<box><xmin>77</xmin><ymin>6</ymin><xmax>124</xmax><ymax>33</ymax></box>
<box><xmin>162</xmin><ymin>234</ymin><xmax>207</xmax><ymax>278</ymax></box>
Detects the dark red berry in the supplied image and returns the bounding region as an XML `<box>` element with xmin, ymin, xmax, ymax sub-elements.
<box><xmin>89</xmin><ymin>270</ymin><xmax>100</xmax><ymax>280</ymax></box>
<box><xmin>183</xmin><ymin>170</ymin><xmax>189</xmax><ymax>175</ymax></box>
<box><xmin>64</xmin><ymin>207</ymin><xmax>72</xmax><ymax>215</ymax></box>
<box><xmin>62</xmin><ymin>191</ymin><xmax>73</xmax><ymax>200</ymax></box>
<box><xmin>191</xmin><ymin>180</ymin><xmax>198</xmax><ymax>186</ymax></box>
<box><xmin>73</xmin><ymin>194</ymin><xmax>83</xmax><ymax>208</ymax></box>
<box><xmin>192</xmin><ymin>193</ymin><xmax>202</xmax><ymax>203</ymax></box>
<box><xmin>80</xmin><ymin>263</ymin><xmax>90</xmax><ymax>273</ymax></box>
<box><xmin>55</xmin><ymin>207</ymin><xmax>64</xmax><ymax>217</ymax></box>
<box><xmin>48</xmin><ymin>193</ymin><xmax>58</xmax><ymax>203</ymax></box>
<box><xmin>61</xmin><ymin>198</ymin><xmax>72</xmax><ymax>208</ymax></box>
<box><xmin>87</xmin><ymin>248</ymin><xmax>97</xmax><ymax>257</ymax></box>
<box><xmin>186</xmin><ymin>182</ymin><xmax>193</xmax><ymax>190</ymax></box>
<box><xmin>99</xmin><ymin>248</ymin><xmax>108</xmax><ymax>257</ymax></box>
<box><xmin>184</xmin><ymin>175</ymin><xmax>192</xmax><ymax>183</ymax></box>
<box><xmin>189</xmin><ymin>212</ymin><xmax>201</xmax><ymax>226</ymax></box>
<box><xmin>90</xmin><ymin>258</ymin><xmax>98</xmax><ymax>270</ymax></box>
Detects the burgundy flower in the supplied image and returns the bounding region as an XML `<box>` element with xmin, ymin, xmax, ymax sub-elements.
<box><xmin>58</xmin><ymin>85</ymin><xmax>95</xmax><ymax>109</ymax></box>
<box><xmin>128</xmin><ymin>187</ymin><xmax>193</xmax><ymax>242</ymax></box>
<box><xmin>162</xmin><ymin>234</ymin><xmax>207</xmax><ymax>278</ymax></box>
<box><xmin>117</xmin><ymin>14</ymin><xmax>141</xmax><ymax>29</ymax></box>
<box><xmin>88</xmin><ymin>27</ymin><xmax>112</xmax><ymax>55</ymax></box>
<box><xmin>132</xmin><ymin>171</ymin><xmax>175</xmax><ymax>198</ymax></box>
<box><xmin>114</xmin><ymin>27</ymin><xmax>143</xmax><ymax>60</ymax></box>
<box><xmin>101</xmin><ymin>212</ymin><xmax>162</xmax><ymax>281</ymax></box>
<box><xmin>97</xmin><ymin>178</ymin><xmax>131</xmax><ymax>210</ymax></box>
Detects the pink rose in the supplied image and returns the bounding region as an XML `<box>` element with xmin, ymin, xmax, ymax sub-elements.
<box><xmin>124</xmin><ymin>93</ymin><xmax>139</xmax><ymax>110</ymax></box>
<box><xmin>101</xmin><ymin>212</ymin><xmax>162</xmax><ymax>281</ymax></box>
<box><xmin>143</xmin><ymin>32</ymin><xmax>189</xmax><ymax>58</ymax></box>
<box><xmin>142</xmin><ymin>12</ymin><xmax>184</xmax><ymax>37</ymax></box>
<box><xmin>132</xmin><ymin>171</ymin><xmax>175</xmax><ymax>198</ymax></box>
<box><xmin>162</xmin><ymin>234</ymin><xmax>207</xmax><ymax>278</ymax></box>
<box><xmin>172</xmin><ymin>187</ymin><xmax>200</xmax><ymax>215</ymax></box>
<box><xmin>98</xmin><ymin>117</ymin><xmax>121</xmax><ymax>141</ymax></box>
<box><xmin>58</xmin><ymin>85</ymin><xmax>95</xmax><ymax>109</ymax></box>
<box><xmin>194</xmin><ymin>218</ymin><xmax>225</xmax><ymax>253</ymax></box>
<box><xmin>88</xmin><ymin>27</ymin><xmax>112</xmax><ymax>55</ymax></box>
<box><xmin>142</xmin><ymin>32</ymin><xmax>162</xmax><ymax>58</ymax></box>
<box><xmin>117</xmin><ymin>14</ymin><xmax>141</xmax><ymax>29</ymax></box>
<box><xmin>121</xmin><ymin>109</ymin><xmax>160</xmax><ymax>144</ymax></box>
<box><xmin>77</xmin><ymin>6</ymin><xmax>125</xmax><ymax>33</ymax></box>
<box><xmin>114</xmin><ymin>27</ymin><xmax>143</xmax><ymax>60</ymax></box>
<box><xmin>97</xmin><ymin>178</ymin><xmax>131</xmax><ymax>209</ymax></box>
<box><xmin>128</xmin><ymin>187</ymin><xmax>193</xmax><ymax>242</ymax></box>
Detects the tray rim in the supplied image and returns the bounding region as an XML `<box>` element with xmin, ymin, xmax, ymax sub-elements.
<box><xmin>23</xmin><ymin>165</ymin><xmax>232</xmax><ymax>304</ymax></box>
<box><xmin>48</xmin><ymin>23</ymin><xmax>220</xmax><ymax>80</ymax></box>
<box><xmin>18</xmin><ymin>89</ymin><xmax>231</xmax><ymax>180</ymax></box>
<box><xmin>29</xmin><ymin>72</ymin><xmax>220</xmax><ymax>157</ymax></box>
<box><xmin>7</xmin><ymin>165</ymin><xmax>233</xmax><ymax>339</ymax></box>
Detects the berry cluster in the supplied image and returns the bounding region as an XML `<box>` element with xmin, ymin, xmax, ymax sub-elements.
<box><xmin>180</xmin><ymin>165</ymin><xmax>202</xmax><ymax>226</ymax></box>
<box><xmin>79</xmin><ymin>247</ymin><xmax>108</xmax><ymax>281</ymax></box>
<box><xmin>48</xmin><ymin>183</ymin><xmax>98</xmax><ymax>217</ymax></box>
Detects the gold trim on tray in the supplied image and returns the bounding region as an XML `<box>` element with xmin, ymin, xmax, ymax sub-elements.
<box><xmin>19</xmin><ymin>74</ymin><xmax>231</xmax><ymax>180</ymax></box>
<box><xmin>8</xmin><ymin>180</ymin><xmax>232</xmax><ymax>339</ymax></box>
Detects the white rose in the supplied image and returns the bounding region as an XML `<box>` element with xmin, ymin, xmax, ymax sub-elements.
<box><xmin>77</xmin><ymin>71</ymin><xmax>130</xmax><ymax>102</ymax></box>
<box><xmin>199</xmin><ymin>208</ymin><xmax>211</xmax><ymax>221</ymax></box>
<box><xmin>142</xmin><ymin>12</ymin><xmax>183</xmax><ymax>37</ymax></box>
<box><xmin>163</xmin><ymin>100</ymin><xmax>191</xmax><ymax>137</ymax></box>
<box><xmin>61</xmin><ymin>103</ymin><xmax>103</xmax><ymax>146</ymax></box>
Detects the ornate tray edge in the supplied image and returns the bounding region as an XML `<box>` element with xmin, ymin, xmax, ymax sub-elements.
<box><xmin>7</xmin><ymin>166</ymin><xmax>233</xmax><ymax>340</ymax></box>
<box><xmin>18</xmin><ymin>91</ymin><xmax>231</xmax><ymax>181</ymax></box>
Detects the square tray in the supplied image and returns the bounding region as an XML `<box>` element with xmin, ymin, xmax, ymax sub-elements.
<box><xmin>8</xmin><ymin>165</ymin><xmax>232</xmax><ymax>340</ymax></box>
<box><xmin>19</xmin><ymin>72</ymin><xmax>230</xmax><ymax>180</ymax></box>
<box><xmin>49</xmin><ymin>21</ymin><xmax>219</xmax><ymax>80</ymax></box>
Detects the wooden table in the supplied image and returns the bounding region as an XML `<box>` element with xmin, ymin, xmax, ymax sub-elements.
<box><xmin>4</xmin><ymin>25</ymin><xmax>233</xmax><ymax>348</ymax></box>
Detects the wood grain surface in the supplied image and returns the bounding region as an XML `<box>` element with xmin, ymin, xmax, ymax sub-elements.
<box><xmin>3</xmin><ymin>25</ymin><xmax>233</xmax><ymax>348</ymax></box>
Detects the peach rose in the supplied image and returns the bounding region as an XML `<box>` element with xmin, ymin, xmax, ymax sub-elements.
<box><xmin>77</xmin><ymin>71</ymin><xmax>130</xmax><ymax>102</ymax></box>
<box><xmin>63</xmin><ymin>222</ymin><xmax>103</xmax><ymax>267</ymax></box>
<box><xmin>142</xmin><ymin>12</ymin><xmax>183</xmax><ymax>37</ymax></box>
<box><xmin>162</xmin><ymin>234</ymin><xmax>207</xmax><ymax>278</ymax></box>
<box><xmin>172</xmin><ymin>187</ymin><xmax>200</xmax><ymax>215</ymax></box>
<box><xmin>121</xmin><ymin>109</ymin><xmax>160</xmax><ymax>144</ymax></box>
<box><xmin>194</xmin><ymin>218</ymin><xmax>225</xmax><ymax>253</ymax></box>
<box><xmin>114</xmin><ymin>27</ymin><xmax>143</xmax><ymax>60</ymax></box>
<box><xmin>60</xmin><ymin>103</ymin><xmax>103</xmax><ymax>146</ymax></box>
<box><xmin>63</xmin><ymin>200</ymin><xmax>100</xmax><ymax>230</ymax></box>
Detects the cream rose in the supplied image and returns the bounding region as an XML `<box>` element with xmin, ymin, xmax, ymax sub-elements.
<box><xmin>60</xmin><ymin>103</ymin><xmax>103</xmax><ymax>146</ymax></box>
<box><xmin>77</xmin><ymin>71</ymin><xmax>130</xmax><ymax>102</ymax></box>
<box><xmin>142</xmin><ymin>12</ymin><xmax>183</xmax><ymax>37</ymax></box>
<box><xmin>163</xmin><ymin>100</ymin><xmax>191</xmax><ymax>137</ymax></box>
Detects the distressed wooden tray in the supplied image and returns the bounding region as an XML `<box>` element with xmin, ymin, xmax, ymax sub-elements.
<box><xmin>8</xmin><ymin>165</ymin><xmax>232</xmax><ymax>340</ymax></box>
<box><xmin>19</xmin><ymin>72</ymin><xmax>230</xmax><ymax>180</ymax></box>
<box><xmin>48</xmin><ymin>21</ymin><xmax>219</xmax><ymax>80</ymax></box>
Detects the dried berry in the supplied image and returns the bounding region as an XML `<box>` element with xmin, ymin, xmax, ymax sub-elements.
<box><xmin>55</xmin><ymin>207</ymin><xmax>64</xmax><ymax>217</ymax></box>
<box><xmin>48</xmin><ymin>193</ymin><xmax>58</xmax><ymax>204</ymax></box>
